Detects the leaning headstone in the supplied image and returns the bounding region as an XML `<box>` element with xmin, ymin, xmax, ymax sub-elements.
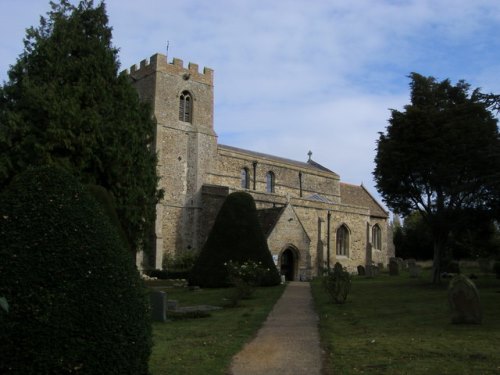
<box><xmin>448</xmin><ymin>274</ymin><xmax>482</xmax><ymax>324</ymax></box>
<box><xmin>357</xmin><ymin>265</ymin><xmax>366</xmax><ymax>276</ymax></box>
<box><xmin>150</xmin><ymin>290</ymin><xmax>167</xmax><ymax>322</ymax></box>
<box><xmin>389</xmin><ymin>258</ymin><xmax>399</xmax><ymax>276</ymax></box>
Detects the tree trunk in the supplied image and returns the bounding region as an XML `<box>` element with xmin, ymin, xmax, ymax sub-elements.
<box><xmin>432</xmin><ymin>241</ymin><xmax>442</xmax><ymax>284</ymax></box>
<box><xmin>431</xmin><ymin>233</ymin><xmax>449</xmax><ymax>284</ymax></box>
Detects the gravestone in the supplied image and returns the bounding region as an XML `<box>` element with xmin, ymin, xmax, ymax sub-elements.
<box><xmin>408</xmin><ymin>263</ymin><xmax>420</xmax><ymax>278</ymax></box>
<box><xmin>448</xmin><ymin>274</ymin><xmax>482</xmax><ymax>324</ymax></box>
<box><xmin>396</xmin><ymin>257</ymin><xmax>405</xmax><ymax>270</ymax></box>
<box><xmin>389</xmin><ymin>258</ymin><xmax>399</xmax><ymax>276</ymax></box>
<box><xmin>406</xmin><ymin>259</ymin><xmax>420</xmax><ymax>278</ymax></box>
<box><xmin>366</xmin><ymin>264</ymin><xmax>379</xmax><ymax>277</ymax></box>
<box><xmin>357</xmin><ymin>265</ymin><xmax>366</xmax><ymax>276</ymax></box>
<box><xmin>150</xmin><ymin>290</ymin><xmax>167</xmax><ymax>322</ymax></box>
<box><xmin>406</xmin><ymin>258</ymin><xmax>416</xmax><ymax>268</ymax></box>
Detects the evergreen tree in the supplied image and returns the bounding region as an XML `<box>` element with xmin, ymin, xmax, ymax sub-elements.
<box><xmin>374</xmin><ymin>73</ymin><xmax>500</xmax><ymax>283</ymax></box>
<box><xmin>0</xmin><ymin>0</ymin><xmax>161</xmax><ymax>253</ymax></box>
<box><xmin>189</xmin><ymin>192</ymin><xmax>281</xmax><ymax>288</ymax></box>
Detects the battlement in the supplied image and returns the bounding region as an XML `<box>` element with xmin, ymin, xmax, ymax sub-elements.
<box><xmin>124</xmin><ymin>53</ymin><xmax>213</xmax><ymax>85</ymax></box>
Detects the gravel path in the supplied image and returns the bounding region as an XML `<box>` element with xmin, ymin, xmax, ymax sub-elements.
<box><xmin>229</xmin><ymin>282</ymin><xmax>322</xmax><ymax>375</ymax></box>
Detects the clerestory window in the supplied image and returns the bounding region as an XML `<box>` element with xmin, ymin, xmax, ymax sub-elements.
<box><xmin>266</xmin><ymin>171</ymin><xmax>275</xmax><ymax>193</ymax></box>
<box><xmin>241</xmin><ymin>168</ymin><xmax>250</xmax><ymax>189</ymax></box>
<box><xmin>336</xmin><ymin>224</ymin><xmax>350</xmax><ymax>256</ymax></box>
<box><xmin>179</xmin><ymin>91</ymin><xmax>192</xmax><ymax>122</ymax></box>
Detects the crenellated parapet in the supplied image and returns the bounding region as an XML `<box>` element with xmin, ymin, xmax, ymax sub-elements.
<box><xmin>123</xmin><ymin>53</ymin><xmax>213</xmax><ymax>86</ymax></box>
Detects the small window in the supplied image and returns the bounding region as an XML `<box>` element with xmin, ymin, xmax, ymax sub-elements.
<box><xmin>266</xmin><ymin>171</ymin><xmax>275</xmax><ymax>193</ymax></box>
<box><xmin>372</xmin><ymin>224</ymin><xmax>382</xmax><ymax>250</ymax></box>
<box><xmin>336</xmin><ymin>225</ymin><xmax>350</xmax><ymax>256</ymax></box>
<box><xmin>241</xmin><ymin>168</ymin><xmax>250</xmax><ymax>189</ymax></box>
<box><xmin>179</xmin><ymin>91</ymin><xmax>192</xmax><ymax>122</ymax></box>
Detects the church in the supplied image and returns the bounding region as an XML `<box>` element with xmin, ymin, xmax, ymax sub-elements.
<box><xmin>127</xmin><ymin>53</ymin><xmax>392</xmax><ymax>280</ymax></box>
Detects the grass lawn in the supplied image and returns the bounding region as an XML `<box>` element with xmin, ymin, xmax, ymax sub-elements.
<box><xmin>311</xmin><ymin>267</ymin><xmax>500</xmax><ymax>375</ymax></box>
<box><xmin>147</xmin><ymin>283</ymin><xmax>285</xmax><ymax>375</ymax></box>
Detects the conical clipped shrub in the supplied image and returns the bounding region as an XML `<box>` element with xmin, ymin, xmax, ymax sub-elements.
<box><xmin>189</xmin><ymin>192</ymin><xmax>280</xmax><ymax>287</ymax></box>
<box><xmin>0</xmin><ymin>166</ymin><xmax>151</xmax><ymax>375</ymax></box>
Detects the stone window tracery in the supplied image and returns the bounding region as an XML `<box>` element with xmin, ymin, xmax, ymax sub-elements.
<box><xmin>372</xmin><ymin>224</ymin><xmax>382</xmax><ymax>250</ymax></box>
<box><xmin>179</xmin><ymin>91</ymin><xmax>192</xmax><ymax>122</ymax></box>
<box><xmin>336</xmin><ymin>224</ymin><xmax>350</xmax><ymax>256</ymax></box>
<box><xmin>266</xmin><ymin>171</ymin><xmax>275</xmax><ymax>193</ymax></box>
<box><xmin>241</xmin><ymin>168</ymin><xmax>250</xmax><ymax>189</ymax></box>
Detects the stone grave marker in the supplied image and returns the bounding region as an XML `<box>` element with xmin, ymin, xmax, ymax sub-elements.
<box><xmin>357</xmin><ymin>265</ymin><xmax>366</xmax><ymax>276</ymax></box>
<box><xmin>366</xmin><ymin>264</ymin><xmax>379</xmax><ymax>277</ymax></box>
<box><xmin>408</xmin><ymin>263</ymin><xmax>420</xmax><ymax>278</ymax></box>
<box><xmin>150</xmin><ymin>290</ymin><xmax>167</xmax><ymax>322</ymax></box>
<box><xmin>448</xmin><ymin>274</ymin><xmax>482</xmax><ymax>324</ymax></box>
<box><xmin>396</xmin><ymin>257</ymin><xmax>405</xmax><ymax>270</ymax></box>
<box><xmin>389</xmin><ymin>258</ymin><xmax>399</xmax><ymax>276</ymax></box>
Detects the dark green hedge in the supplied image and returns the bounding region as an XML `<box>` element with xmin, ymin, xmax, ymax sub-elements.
<box><xmin>0</xmin><ymin>166</ymin><xmax>151</xmax><ymax>375</ymax></box>
<box><xmin>189</xmin><ymin>192</ymin><xmax>280</xmax><ymax>287</ymax></box>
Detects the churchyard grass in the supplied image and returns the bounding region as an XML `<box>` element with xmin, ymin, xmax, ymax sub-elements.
<box><xmin>311</xmin><ymin>266</ymin><xmax>500</xmax><ymax>375</ymax></box>
<box><xmin>148</xmin><ymin>283</ymin><xmax>285</xmax><ymax>375</ymax></box>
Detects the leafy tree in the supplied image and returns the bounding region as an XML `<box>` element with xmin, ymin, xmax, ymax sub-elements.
<box><xmin>374</xmin><ymin>73</ymin><xmax>500</xmax><ymax>283</ymax></box>
<box><xmin>395</xmin><ymin>211</ymin><xmax>434</xmax><ymax>260</ymax></box>
<box><xmin>0</xmin><ymin>0</ymin><xmax>161</xmax><ymax>254</ymax></box>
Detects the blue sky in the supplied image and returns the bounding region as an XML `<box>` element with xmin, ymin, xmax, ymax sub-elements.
<box><xmin>1</xmin><ymin>0</ymin><xmax>500</xmax><ymax>210</ymax></box>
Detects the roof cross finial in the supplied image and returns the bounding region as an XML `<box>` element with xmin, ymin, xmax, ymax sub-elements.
<box><xmin>307</xmin><ymin>150</ymin><xmax>312</xmax><ymax>161</ymax></box>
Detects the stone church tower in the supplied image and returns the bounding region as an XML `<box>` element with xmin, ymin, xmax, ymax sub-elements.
<box><xmin>126</xmin><ymin>53</ymin><xmax>391</xmax><ymax>277</ymax></box>
<box><xmin>128</xmin><ymin>55</ymin><xmax>217</xmax><ymax>267</ymax></box>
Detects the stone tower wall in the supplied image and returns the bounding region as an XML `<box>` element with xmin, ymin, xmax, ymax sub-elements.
<box><xmin>127</xmin><ymin>54</ymin><xmax>217</xmax><ymax>266</ymax></box>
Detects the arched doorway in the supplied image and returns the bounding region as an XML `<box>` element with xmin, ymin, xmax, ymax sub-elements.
<box><xmin>280</xmin><ymin>247</ymin><xmax>297</xmax><ymax>281</ymax></box>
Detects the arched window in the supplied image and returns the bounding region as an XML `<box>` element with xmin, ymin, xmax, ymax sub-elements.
<box><xmin>336</xmin><ymin>225</ymin><xmax>350</xmax><ymax>256</ymax></box>
<box><xmin>179</xmin><ymin>91</ymin><xmax>192</xmax><ymax>122</ymax></box>
<box><xmin>372</xmin><ymin>224</ymin><xmax>382</xmax><ymax>250</ymax></box>
<box><xmin>241</xmin><ymin>168</ymin><xmax>250</xmax><ymax>189</ymax></box>
<box><xmin>266</xmin><ymin>171</ymin><xmax>275</xmax><ymax>193</ymax></box>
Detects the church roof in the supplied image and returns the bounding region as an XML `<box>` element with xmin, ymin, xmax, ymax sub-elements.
<box><xmin>218</xmin><ymin>144</ymin><xmax>339</xmax><ymax>177</ymax></box>
<box><xmin>340</xmin><ymin>183</ymin><xmax>388</xmax><ymax>218</ymax></box>
<box><xmin>256</xmin><ymin>206</ymin><xmax>285</xmax><ymax>237</ymax></box>
<box><xmin>306</xmin><ymin>159</ymin><xmax>334</xmax><ymax>173</ymax></box>
<box><xmin>306</xmin><ymin>193</ymin><xmax>333</xmax><ymax>203</ymax></box>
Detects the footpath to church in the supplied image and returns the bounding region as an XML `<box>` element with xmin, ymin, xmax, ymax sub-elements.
<box><xmin>229</xmin><ymin>281</ymin><xmax>323</xmax><ymax>375</ymax></box>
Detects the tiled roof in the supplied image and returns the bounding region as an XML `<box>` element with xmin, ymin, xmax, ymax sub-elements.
<box><xmin>218</xmin><ymin>144</ymin><xmax>339</xmax><ymax>177</ymax></box>
<box><xmin>256</xmin><ymin>207</ymin><xmax>285</xmax><ymax>237</ymax></box>
<box><xmin>306</xmin><ymin>193</ymin><xmax>333</xmax><ymax>203</ymax></box>
<box><xmin>340</xmin><ymin>183</ymin><xmax>388</xmax><ymax>218</ymax></box>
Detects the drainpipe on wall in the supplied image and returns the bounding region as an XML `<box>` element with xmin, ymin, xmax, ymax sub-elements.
<box><xmin>252</xmin><ymin>161</ymin><xmax>257</xmax><ymax>190</ymax></box>
<box><xmin>327</xmin><ymin>210</ymin><xmax>331</xmax><ymax>271</ymax></box>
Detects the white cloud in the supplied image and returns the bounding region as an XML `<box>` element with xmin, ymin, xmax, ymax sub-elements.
<box><xmin>1</xmin><ymin>0</ymin><xmax>500</xmax><ymax>208</ymax></box>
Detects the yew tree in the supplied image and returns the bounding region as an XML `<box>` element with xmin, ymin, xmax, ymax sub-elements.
<box><xmin>0</xmin><ymin>0</ymin><xmax>161</xmax><ymax>253</ymax></box>
<box><xmin>374</xmin><ymin>73</ymin><xmax>500</xmax><ymax>283</ymax></box>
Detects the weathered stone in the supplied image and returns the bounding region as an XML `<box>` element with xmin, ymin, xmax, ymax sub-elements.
<box><xmin>448</xmin><ymin>275</ymin><xmax>482</xmax><ymax>324</ymax></box>
<box><xmin>166</xmin><ymin>299</ymin><xmax>178</xmax><ymax>311</ymax></box>
<box><xmin>129</xmin><ymin>53</ymin><xmax>392</xmax><ymax>278</ymax></box>
<box><xmin>408</xmin><ymin>264</ymin><xmax>420</xmax><ymax>278</ymax></box>
<box><xmin>149</xmin><ymin>290</ymin><xmax>167</xmax><ymax>322</ymax></box>
<box><xmin>389</xmin><ymin>258</ymin><xmax>399</xmax><ymax>276</ymax></box>
<box><xmin>366</xmin><ymin>264</ymin><xmax>379</xmax><ymax>277</ymax></box>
